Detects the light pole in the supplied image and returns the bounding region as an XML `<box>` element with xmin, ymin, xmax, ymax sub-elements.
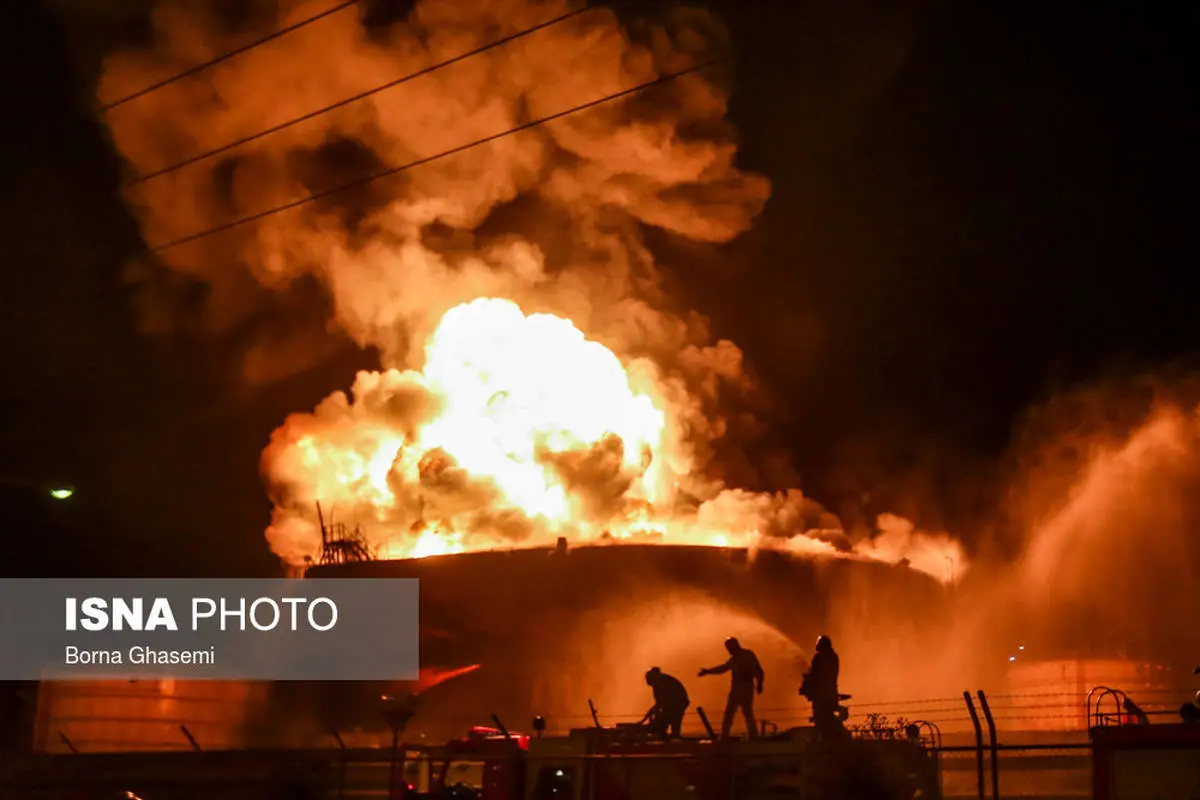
<box><xmin>382</xmin><ymin>693</ymin><xmax>418</xmax><ymax>798</ymax></box>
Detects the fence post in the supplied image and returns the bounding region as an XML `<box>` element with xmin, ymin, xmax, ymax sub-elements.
<box><xmin>977</xmin><ymin>691</ymin><xmax>1000</xmax><ymax>800</ymax></box>
<box><xmin>696</xmin><ymin>707</ymin><xmax>717</xmax><ymax>740</ymax></box>
<box><xmin>388</xmin><ymin>724</ymin><xmax>400</xmax><ymax>799</ymax></box>
<box><xmin>587</xmin><ymin>699</ymin><xmax>602</xmax><ymax>729</ymax></box>
<box><xmin>179</xmin><ymin>724</ymin><xmax>201</xmax><ymax>751</ymax></box>
<box><xmin>329</xmin><ymin>727</ymin><xmax>346</xmax><ymax>799</ymax></box>
<box><xmin>963</xmin><ymin>691</ymin><xmax>985</xmax><ymax>800</ymax></box>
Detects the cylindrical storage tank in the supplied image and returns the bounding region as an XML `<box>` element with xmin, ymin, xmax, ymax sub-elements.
<box><xmin>32</xmin><ymin>679</ymin><xmax>271</xmax><ymax>753</ymax></box>
<box><xmin>299</xmin><ymin>544</ymin><xmax>951</xmax><ymax>742</ymax></box>
<box><xmin>1004</xmin><ymin>658</ymin><xmax>1184</xmax><ymax>731</ymax></box>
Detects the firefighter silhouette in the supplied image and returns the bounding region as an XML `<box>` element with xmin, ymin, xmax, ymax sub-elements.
<box><xmin>640</xmin><ymin>667</ymin><xmax>690</xmax><ymax>739</ymax></box>
<box><xmin>800</xmin><ymin>635</ymin><xmax>842</xmax><ymax>737</ymax></box>
<box><xmin>698</xmin><ymin>637</ymin><xmax>764</xmax><ymax>739</ymax></box>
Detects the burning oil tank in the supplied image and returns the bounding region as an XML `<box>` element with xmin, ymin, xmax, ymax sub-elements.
<box><xmin>298</xmin><ymin>543</ymin><xmax>950</xmax><ymax>742</ymax></box>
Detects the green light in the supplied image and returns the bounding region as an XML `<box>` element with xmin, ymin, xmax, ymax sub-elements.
<box><xmin>49</xmin><ymin>488</ymin><xmax>74</xmax><ymax>500</ymax></box>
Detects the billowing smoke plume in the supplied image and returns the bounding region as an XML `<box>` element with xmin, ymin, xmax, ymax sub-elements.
<box><xmin>902</xmin><ymin>384</ymin><xmax>1200</xmax><ymax>705</ymax></box>
<box><xmin>1006</xmin><ymin>391</ymin><xmax>1200</xmax><ymax>662</ymax></box>
<box><xmin>93</xmin><ymin>0</ymin><xmax>964</xmax><ymax>576</ymax></box>
<box><xmin>101</xmin><ymin>0</ymin><xmax>766</xmax><ymax>362</ymax></box>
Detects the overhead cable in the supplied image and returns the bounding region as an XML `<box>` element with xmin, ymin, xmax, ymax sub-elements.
<box><xmin>100</xmin><ymin>1</ymin><xmax>361</xmax><ymax>113</ymax></box>
<box><xmin>125</xmin><ymin>5</ymin><xmax>591</xmax><ymax>186</ymax></box>
<box><xmin>150</xmin><ymin>59</ymin><xmax>723</xmax><ymax>253</ymax></box>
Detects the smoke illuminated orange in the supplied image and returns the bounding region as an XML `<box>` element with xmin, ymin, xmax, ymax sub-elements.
<box><xmin>91</xmin><ymin>0</ymin><xmax>967</xmax><ymax>584</ymax></box>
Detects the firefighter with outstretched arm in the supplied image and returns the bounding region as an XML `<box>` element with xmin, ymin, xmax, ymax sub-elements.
<box><xmin>640</xmin><ymin>667</ymin><xmax>690</xmax><ymax>739</ymax></box>
<box><xmin>698</xmin><ymin>637</ymin><xmax>764</xmax><ymax>739</ymax></box>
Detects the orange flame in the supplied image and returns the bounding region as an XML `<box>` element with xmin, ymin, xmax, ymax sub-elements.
<box><xmin>263</xmin><ymin>298</ymin><xmax>966</xmax><ymax>582</ymax></box>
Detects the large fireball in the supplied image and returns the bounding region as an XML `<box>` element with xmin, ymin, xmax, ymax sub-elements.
<box><xmin>418</xmin><ymin>299</ymin><xmax>667</xmax><ymax>520</ymax></box>
<box><xmin>265</xmin><ymin>297</ymin><xmax>683</xmax><ymax>561</ymax></box>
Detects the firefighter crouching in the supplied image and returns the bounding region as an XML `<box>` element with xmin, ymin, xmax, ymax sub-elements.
<box><xmin>641</xmin><ymin>667</ymin><xmax>690</xmax><ymax>739</ymax></box>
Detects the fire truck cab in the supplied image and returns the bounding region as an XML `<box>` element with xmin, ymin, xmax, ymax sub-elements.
<box><xmin>401</xmin><ymin>726</ymin><xmax>531</xmax><ymax>797</ymax></box>
<box><xmin>410</xmin><ymin>725</ymin><xmax>798</xmax><ymax>800</ymax></box>
<box><xmin>405</xmin><ymin>723</ymin><xmax>939</xmax><ymax>800</ymax></box>
<box><xmin>1090</xmin><ymin>723</ymin><xmax>1200</xmax><ymax>800</ymax></box>
<box><xmin>520</xmin><ymin>726</ymin><xmax>744</xmax><ymax>800</ymax></box>
<box><xmin>1085</xmin><ymin>683</ymin><xmax>1200</xmax><ymax>800</ymax></box>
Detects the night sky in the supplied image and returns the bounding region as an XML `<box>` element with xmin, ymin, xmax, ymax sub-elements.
<box><xmin>0</xmin><ymin>1</ymin><xmax>1192</xmax><ymax>577</ymax></box>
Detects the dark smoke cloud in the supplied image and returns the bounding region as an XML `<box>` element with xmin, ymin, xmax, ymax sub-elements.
<box><xmin>76</xmin><ymin>0</ymin><xmax>965</xmax><ymax>576</ymax></box>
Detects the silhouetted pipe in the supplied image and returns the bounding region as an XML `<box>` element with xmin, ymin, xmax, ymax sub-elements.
<box><xmin>1097</xmin><ymin>689</ymin><xmax>1128</xmax><ymax>727</ymax></box>
<box><xmin>388</xmin><ymin>726</ymin><xmax>400</xmax><ymax>800</ymax></box>
<box><xmin>328</xmin><ymin>727</ymin><xmax>347</xmax><ymax>799</ymax></box>
<box><xmin>1087</xmin><ymin>685</ymin><xmax>1117</xmax><ymax>728</ymax></box>
<box><xmin>587</xmin><ymin>699</ymin><xmax>602</xmax><ymax>728</ymax></box>
<box><xmin>180</xmin><ymin>724</ymin><xmax>201</xmax><ymax>751</ymax></box>
<box><xmin>978</xmin><ymin>691</ymin><xmax>1000</xmax><ymax>800</ymax></box>
<box><xmin>695</xmin><ymin>707</ymin><xmax>717</xmax><ymax>740</ymax></box>
<box><xmin>963</xmin><ymin>692</ymin><xmax>984</xmax><ymax>800</ymax></box>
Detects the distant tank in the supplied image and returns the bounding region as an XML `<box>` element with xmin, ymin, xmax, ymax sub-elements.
<box><xmin>33</xmin><ymin>680</ymin><xmax>270</xmax><ymax>753</ymax></box>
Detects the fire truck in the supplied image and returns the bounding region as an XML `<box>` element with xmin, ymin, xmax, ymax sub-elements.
<box><xmin>394</xmin><ymin>722</ymin><xmax>941</xmax><ymax>800</ymax></box>
<box><xmin>1087</xmin><ymin>684</ymin><xmax>1200</xmax><ymax>800</ymax></box>
<box><xmin>1090</xmin><ymin>723</ymin><xmax>1200</xmax><ymax>800</ymax></box>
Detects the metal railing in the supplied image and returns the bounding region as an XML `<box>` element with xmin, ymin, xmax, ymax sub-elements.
<box><xmin>911</xmin><ymin>687</ymin><xmax>1141</xmax><ymax>800</ymax></box>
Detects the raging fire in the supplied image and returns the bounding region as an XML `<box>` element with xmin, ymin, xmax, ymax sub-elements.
<box><xmin>264</xmin><ymin>298</ymin><xmax>966</xmax><ymax>581</ymax></box>
<box><xmin>267</xmin><ymin>297</ymin><xmax>683</xmax><ymax>559</ymax></box>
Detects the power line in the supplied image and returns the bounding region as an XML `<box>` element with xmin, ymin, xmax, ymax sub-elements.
<box><xmin>150</xmin><ymin>59</ymin><xmax>723</xmax><ymax>253</ymax></box>
<box><xmin>99</xmin><ymin>1</ymin><xmax>360</xmax><ymax>113</ymax></box>
<box><xmin>125</xmin><ymin>6</ymin><xmax>591</xmax><ymax>187</ymax></box>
